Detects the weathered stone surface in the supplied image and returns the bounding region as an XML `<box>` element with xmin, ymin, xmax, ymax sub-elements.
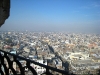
<box><xmin>0</xmin><ymin>0</ymin><xmax>10</xmax><ymax>27</ymax></box>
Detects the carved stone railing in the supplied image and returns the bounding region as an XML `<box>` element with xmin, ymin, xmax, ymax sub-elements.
<box><xmin>0</xmin><ymin>49</ymin><xmax>73</xmax><ymax>75</ymax></box>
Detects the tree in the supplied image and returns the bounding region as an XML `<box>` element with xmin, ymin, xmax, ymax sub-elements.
<box><xmin>4</xmin><ymin>38</ymin><xmax>12</xmax><ymax>44</ymax></box>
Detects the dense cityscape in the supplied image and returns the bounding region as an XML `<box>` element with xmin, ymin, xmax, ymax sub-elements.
<box><xmin>0</xmin><ymin>0</ymin><xmax>100</xmax><ymax>75</ymax></box>
<box><xmin>0</xmin><ymin>31</ymin><xmax>100</xmax><ymax>75</ymax></box>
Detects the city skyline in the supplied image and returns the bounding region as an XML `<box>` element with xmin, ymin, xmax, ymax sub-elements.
<box><xmin>0</xmin><ymin>0</ymin><xmax>100</xmax><ymax>33</ymax></box>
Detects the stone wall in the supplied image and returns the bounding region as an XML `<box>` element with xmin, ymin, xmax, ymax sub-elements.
<box><xmin>0</xmin><ymin>0</ymin><xmax>10</xmax><ymax>27</ymax></box>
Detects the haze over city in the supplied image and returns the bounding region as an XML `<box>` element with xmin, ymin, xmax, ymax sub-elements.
<box><xmin>0</xmin><ymin>0</ymin><xmax>100</xmax><ymax>33</ymax></box>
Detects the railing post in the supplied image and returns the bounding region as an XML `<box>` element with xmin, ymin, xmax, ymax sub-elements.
<box><xmin>46</xmin><ymin>67</ymin><xmax>49</xmax><ymax>74</ymax></box>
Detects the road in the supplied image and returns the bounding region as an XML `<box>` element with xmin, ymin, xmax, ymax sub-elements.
<box><xmin>48</xmin><ymin>45</ymin><xmax>69</xmax><ymax>71</ymax></box>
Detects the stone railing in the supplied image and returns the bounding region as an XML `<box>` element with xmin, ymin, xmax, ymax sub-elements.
<box><xmin>0</xmin><ymin>49</ymin><xmax>74</xmax><ymax>75</ymax></box>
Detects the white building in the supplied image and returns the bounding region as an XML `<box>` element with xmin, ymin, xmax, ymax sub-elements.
<box><xmin>31</xmin><ymin>59</ymin><xmax>47</xmax><ymax>75</ymax></box>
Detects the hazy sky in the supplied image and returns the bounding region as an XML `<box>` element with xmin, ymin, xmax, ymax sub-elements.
<box><xmin>1</xmin><ymin>0</ymin><xmax>100</xmax><ymax>33</ymax></box>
